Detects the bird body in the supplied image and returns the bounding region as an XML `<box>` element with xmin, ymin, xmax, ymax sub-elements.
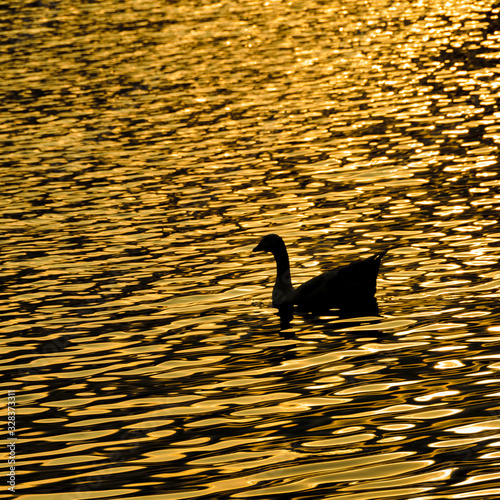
<box><xmin>253</xmin><ymin>234</ymin><xmax>387</xmax><ymax>328</ymax></box>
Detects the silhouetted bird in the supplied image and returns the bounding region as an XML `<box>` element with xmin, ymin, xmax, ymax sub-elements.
<box><xmin>253</xmin><ymin>234</ymin><xmax>387</xmax><ymax>329</ymax></box>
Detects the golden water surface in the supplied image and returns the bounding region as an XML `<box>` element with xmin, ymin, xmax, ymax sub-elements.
<box><xmin>2</xmin><ymin>0</ymin><xmax>500</xmax><ymax>498</ymax></box>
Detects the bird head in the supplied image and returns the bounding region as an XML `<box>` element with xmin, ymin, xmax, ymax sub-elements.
<box><xmin>252</xmin><ymin>234</ymin><xmax>284</xmax><ymax>253</ymax></box>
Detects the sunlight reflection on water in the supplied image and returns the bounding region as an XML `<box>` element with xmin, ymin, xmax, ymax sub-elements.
<box><xmin>2</xmin><ymin>0</ymin><xmax>500</xmax><ymax>499</ymax></box>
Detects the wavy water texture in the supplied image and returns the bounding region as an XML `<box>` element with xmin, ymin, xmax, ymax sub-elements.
<box><xmin>1</xmin><ymin>0</ymin><xmax>500</xmax><ymax>499</ymax></box>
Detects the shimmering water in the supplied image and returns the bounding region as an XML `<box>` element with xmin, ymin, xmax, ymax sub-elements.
<box><xmin>2</xmin><ymin>0</ymin><xmax>500</xmax><ymax>498</ymax></box>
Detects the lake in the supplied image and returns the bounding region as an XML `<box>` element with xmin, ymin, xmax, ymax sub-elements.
<box><xmin>2</xmin><ymin>0</ymin><xmax>500</xmax><ymax>499</ymax></box>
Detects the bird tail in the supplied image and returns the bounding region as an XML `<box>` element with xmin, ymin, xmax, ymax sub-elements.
<box><xmin>370</xmin><ymin>247</ymin><xmax>393</xmax><ymax>275</ymax></box>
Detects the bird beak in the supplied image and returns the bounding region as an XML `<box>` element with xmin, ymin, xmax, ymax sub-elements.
<box><xmin>252</xmin><ymin>242</ymin><xmax>264</xmax><ymax>252</ymax></box>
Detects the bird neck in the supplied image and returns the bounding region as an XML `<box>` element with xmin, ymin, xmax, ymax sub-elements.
<box><xmin>272</xmin><ymin>245</ymin><xmax>293</xmax><ymax>290</ymax></box>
